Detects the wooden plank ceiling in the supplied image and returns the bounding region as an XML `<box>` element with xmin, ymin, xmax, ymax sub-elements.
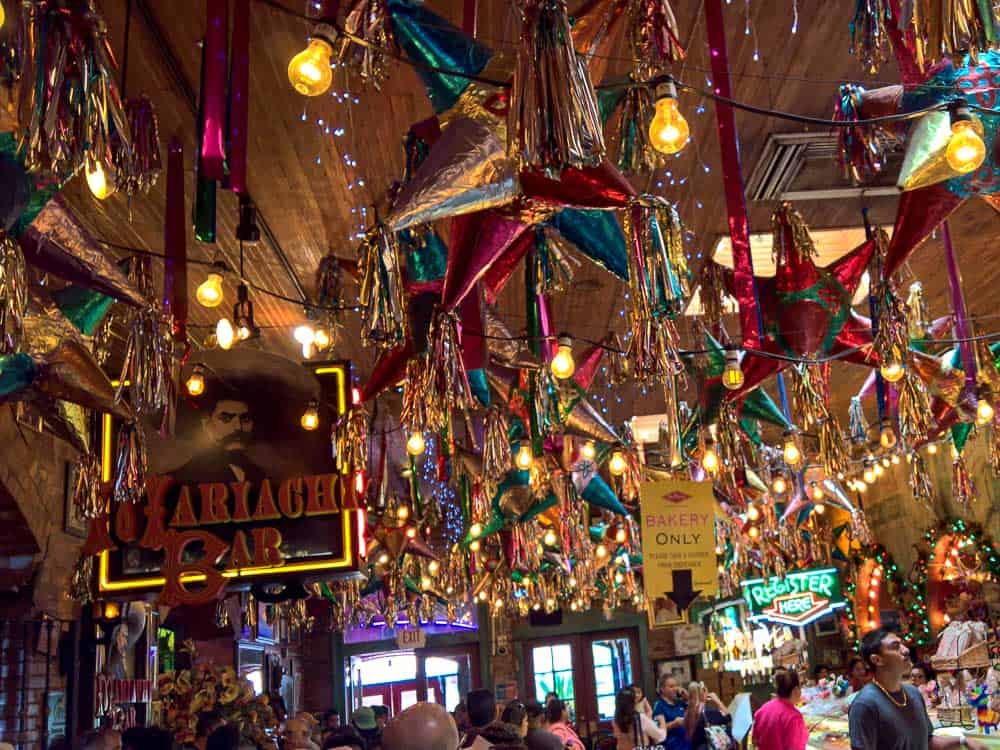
<box><xmin>37</xmin><ymin>0</ymin><xmax>1000</xmax><ymax>428</ymax></box>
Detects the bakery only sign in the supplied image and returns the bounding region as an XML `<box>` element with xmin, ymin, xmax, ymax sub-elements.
<box><xmin>92</xmin><ymin>353</ymin><xmax>362</xmax><ymax>606</ymax></box>
<box><xmin>741</xmin><ymin>567</ymin><xmax>846</xmax><ymax>627</ymax></box>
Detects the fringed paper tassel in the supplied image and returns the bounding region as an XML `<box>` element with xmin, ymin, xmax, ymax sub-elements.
<box><xmin>400</xmin><ymin>359</ymin><xmax>430</xmax><ymax>434</ymax></box>
<box><xmin>990</xmin><ymin>425</ymin><xmax>1000</xmax><ymax>476</ymax></box>
<box><xmin>952</xmin><ymin>452</ymin><xmax>978</xmax><ymax>505</ymax></box>
<box><xmin>482</xmin><ymin>406</ymin><xmax>512</xmax><ymax>483</ymax></box>
<box><xmin>897</xmin><ymin>374</ymin><xmax>932</xmax><ymax>448</ymax></box>
<box><xmin>848</xmin><ymin>1</ymin><xmax>892</xmax><ymax>74</ymax></box>
<box><xmin>113</xmin><ymin>97</ymin><xmax>163</xmax><ymax>197</ymax></box>
<box><xmin>113</xmin><ymin>421</ymin><xmax>146</xmax><ymax>504</ymax></box>
<box><xmin>790</xmin><ymin>364</ymin><xmax>826</xmax><ymax>431</ymax></box>
<box><xmin>508</xmin><ymin>0</ymin><xmax>605</xmax><ymax>174</ymax></box>
<box><xmin>906</xmin><ymin>0</ymin><xmax>992</xmax><ymax>70</ymax></box>
<box><xmin>874</xmin><ymin>276</ymin><xmax>909</xmax><ymax>379</ymax></box>
<box><xmin>333</xmin><ymin>405</ymin><xmax>370</xmax><ymax>475</ymax></box>
<box><xmin>533</xmin><ymin>227</ymin><xmax>580</xmax><ymax>295</ymax></box>
<box><xmin>910</xmin><ymin>451</ymin><xmax>934</xmax><ymax>504</ymax></box>
<box><xmin>68</xmin><ymin>555</ymin><xmax>95</xmax><ymax>604</ymax></box>
<box><xmin>609</xmin><ymin>333</ymin><xmax>631</xmax><ymax>385</ymax></box>
<box><xmin>423</xmin><ymin>311</ymin><xmax>474</xmax><ymax>433</ymax></box>
<box><xmin>698</xmin><ymin>261</ymin><xmax>727</xmax><ymax>332</ymax></box>
<box><xmin>906</xmin><ymin>281</ymin><xmax>930</xmax><ymax>340</ymax></box>
<box><xmin>614</xmin><ymin>83</ymin><xmax>661</xmax><ymax>173</ymax></box>
<box><xmin>818</xmin><ymin>415</ymin><xmax>850</xmax><ymax>477</ymax></box>
<box><xmin>629</xmin><ymin>0</ymin><xmax>686</xmax><ymax>77</ymax></box>
<box><xmin>17</xmin><ymin>0</ymin><xmax>129</xmax><ymax>180</ymax></box>
<box><xmin>0</xmin><ymin>233</ymin><xmax>27</xmax><ymax>354</ymax></box>
<box><xmin>834</xmin><ymin>84</ymin><xmax>891</xmax><ymax>182</ymax></box>
<box><xmin>359</xmin><ymin>223</ymin><xmax>408</xmax><ymax>348</ymax></box>
<box><xmin>337</xmin><ymin>0</ymin><xmax>395</xmax><ymax>88</ymax></box>
<box><xmin>849</xmin><ymin>395</ymin><xmax>870</xmax><ymax>444</ymax></box>
<box><xmin>772</xmin><ymin>205</ymin><xmax>817</xmax><ymax>266</ymax></box>
<box><xmin>715</xmin><ymin>401</ymin><xmax>745</xmax><ymax>490</ymax></box>
<box><xmin>73</xmin><ymin>453</ymin><xmax>104</xmax><ymax>519</ymax></box>
<box><xmin>116</xmin><ymin>259</ymin><xmax>170</xmax><ymax>419</ymax></box>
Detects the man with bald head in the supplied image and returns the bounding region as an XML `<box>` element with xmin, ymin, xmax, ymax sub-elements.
<box><xmin>382</xmin><ymin>702</ymin><xmax>459</xmax><ymax>750</ymax></box>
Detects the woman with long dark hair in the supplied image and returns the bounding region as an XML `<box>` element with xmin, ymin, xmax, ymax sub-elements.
<box><xmin>613</xmin><ymin>687</ymin><xmax>666</xmax><ymax>750</ymax></box>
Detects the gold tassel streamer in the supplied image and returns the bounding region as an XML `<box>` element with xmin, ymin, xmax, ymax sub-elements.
<box><xmin>482</xmin><ymin>406</ymin><xmax>512</xmax><ymax>483</ymax></box>
<box><xmin>508</xmin><ymin>0</ymin><xmax>605</xmax><ymax>174</ymax></box>
<box><xmin>990</xmin><ymin>425</ymin><xmax>1000</xmax><ymax>477</ymax></box>
<box><xmin>905</xmin><ymin>0</ymin><xmax>992</xmax><ymax>70</ymax></box>
<box><xmin>897</xmin><ymin>374</ymin><xmax>932</xmax><ymax>448</ymax></box>
<box><xmin>113</xmin><ymin>421</ymin><xmax>146</xmax><ymax>504</ymax></box>
<box><xmin>817</xmin><ymin>416</ymin><xmax>849</xmax><ymax>477</ymax></box>
<box><xmin>909</xmin><ymin>451</ymin><xmax>934</xmax><ymax>504</ymax></box>
<box><xmin>952</xmin><ymin>452</ymin><xmax>978</xmax><ymax>506</ymax></box>
<box><xmin>116</xmin><ymin>258</ymin><xmax>170</xmax><ymax>419</ymax></box>
<box><xmin>73</xmin><ymin>453</ymin><xmax>104</xmax><ymax>519</ymax></box>
<box><xmin>772</xmin><ymin>204</ymin><xmax>817</xmax><ymax>266</ymax></box>
<box><xmin>790</xmin><ymin>364</ymin><xmax>825</xmax><ymax>431</ymax></box>
<box><xmin>334</xmin><ymin>405</ymin><xmax>370</xmax><ymax>475</ymax></box>
<box><xmin>613</xmin><ymin>81</ymin><xmax>661</xmax><ymax>174</ymax></box>
<box><xmin>68</xmin><ymin>555</ymin><xmax>94</xmax><ymax>604</ymax></box>
<box><xmin>906</xmin><ymin>281</ymin><xmax>930</xmax><ymax>340</ymax></box>
<box><xmin>874</xmin><ymin>275</ymin><xmax>909</xmax><ymax>382</ymax></box>
<box><xmin>609</xmin><ymin>333</ymin><xmax>631</xmax><ymax>385</ymax></box>
<box><xmin>698</xmin><ymin>261</ymin><xmax>727</xmax><ymax>332</ymax></box>
<box><xmin>359</xmin><ymin>223</ymin><xmax>408</xmax><ymax>349</ymax></box>
<box><xmin>336</xmin><ymin>0</ymin><xmax>395</xmax><ymax>88</ymax></box>
<box><xmin>113</xmin><ymin>97</ymin><xmax>162</xmax><ymax>198</ymax></box>
<box><xmin>422</xmin><ymin>311</ymin><xmax>474</xmax><ymax>432</ymax></box>
<box><xmin>401</xmin><ymin>358</ymin><xmax>429</xmax><ymax>434</ymax></box>
<box><xmin>0</xmin><ymin>233</ymin><xmax>27</xmax><ymax>354</ymax></box>
<box><xmin>630</xmin><ymin>0</ymin><xmax>686</xmax><ymax>77</ymax></box>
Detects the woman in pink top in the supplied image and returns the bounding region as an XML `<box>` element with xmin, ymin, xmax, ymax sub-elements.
<box><xmin>544</xmin><ymin>700</ymin><xmax>585</xmax><ymax>750</ymax></box>
<box><xmin>752</xmin><ymin>670</ymin><xmax>808</xmax><ymax>750</ymax></box>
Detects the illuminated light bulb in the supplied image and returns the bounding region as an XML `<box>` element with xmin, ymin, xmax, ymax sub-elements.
<box><xmin>397</xmin><ymin>505</ymin><xmax>410</xmax><ymax>522</ymax></box>
<box><xmin>478</xmin><ymin>590</ymin><xmax>488</xmax><ymax>602</ymax></box>
<box><xmin>747</xmin><ymin>525</ymin><xmax>760</xmax><ymax>540</ymax></box>
<box><xmin>717</xmin><ymin>564</ymin><xmax>725</xmax><ymax>574</ymax></box>
<box><xmin>405</xmin><ymin>527</ymin><xmax>416</xmax><ymax>539</ymax></box>
<box><xmin>377</xmin><ymin>553</ymin><xmax>389</xmax><ymax>565</ymax></box>
<box><xmin>581</xmin><ymin>440</ymin><xmax>596</xmax><ymax>461</ymax></box>
<box><xmin>469</xmin><ymin>540</ymin><xmax>481</xmax><ymax>552</ymax></box>
<box><xmin>288</xmin><ymin>35</ymin><xmax>335</xmax><ymax>96</ymax></box>
<box><xmin>294</xmin><ymin>324</ymin><xmax>316</xmax><ymax>346</ymax></box>
<box><xmin>608</xmin><ymin>449</ymin><xmax>628</xmax><ymax>476</ymax></box>
<box><xmin>868</xmin><ymin>605</ymin><xmax>876</xmax><ymax>614</ymax></box>
<box><xmin>550</xmin><ymin>335</ymin><xmax>575</xmax><ymax>379</ymax></box>
<box><xmin>104</xmin><ymin>602</ymin><xmax>120</xmax><ymax>620</ymax></box>
<box><xmin>869</xmin><ymin>589</ymin><xmax>878</xmax><ymax>599</ymax></box>
<box><xmin>856</xmin><ymin>480</ymin><xmax>868</xmax><ymax>493</ymax></box>
<box><xmin>863</xmin><ymin>463</ymin><xmax>876</xmax><ymax>484</ymax></box>
<box><xmin>470</xmin><ymin>522</ymin><xmax>483</xmax><ymax>539</ymax></box>
<box><xmin>782</xmin><ymin>433</ymin><xmax>802</xmax><ymax>467</ymax></box>
<box><xmin>314</xmin><ymin>328</ymin><xmax>331</xmax><ymax>350</ymax></box>
<box><xmin>721</xmin><ymin>349</ymin><xmax>744</xmax><ymax>391</ymax></box>
<box><xmin>354</xmin><ymin>471</ymin><xmax>365</xmax><ymax>495</ymax></box>
<box><xmin>568</xmin><ymin>576</ymin><xmax>577</xmax><ymax>588</ymax></box>
<box><xmin>772</xmin><ymin>475</ymin><xmax>788</xmax><ymax>495</ymax></box>
<box><xmin>196</xmin><ymin>273</ymin><xmax>224</xmax><ymax>308</ymax></box>
<box><xmin>215</xmin><ymin>318</ymin><xmax>235</xmax><ymax>350</ymax></box>
<box><xmin>927</xmin><ymin>442</ymin><xmax>938</xmax><ymax>455</ymax></box>
<box><xmin>747</xmin><ymin>504</ymin><xmax>760</xmax><ymax>521</ymax></box>
<box><xmin>301</xmin><ymin>342</ymin><xmax>315</xmax><ymax>360</ymax></box>
<box><xmin>406</xmin><ymin>431</ymin><xmax>426</xmax><ymax>457</ymax></box>
<box><xmin>648</xmin><ymin>80</ymin><xmax>689</xmax><ymax>155</ymax></box>
<box><xmin>873</xmin><ymin>462</ymin><xmax>884</xmax><ymax>478</ymax></box>
<box><xmin>237</xmin><ymin>324</ymin><xmax>252</xmax><ymax>341</ymax></box>
<box><xmin>428</xmin><ymin>560</ymin><xmax>440</xmax><ymax>575</ymax></box>
<box><xmin>891</xmin><ymin>454</ymin><xmax>900</xmax><ymax>465</ymax></box>
<box><xmin>702</xmin><ymin>446</ymin><xmax>720</xmax><ymax>475</ymax></box>
<box><xmin>976</xmin><ymin>398</ymin><xmax>995</xmax><ymax>426</ymax></box>
<box><xmin>880</xmin><ymin>424</ymin><xmax>897</xmax><ymax>449</ymax></box>
<box><xmin>810</xmin><ymin>482</ymin><xmax>824</xmax><ymax>502</ymax></box>
<box><xmin>185</xmin><ymin>365</ymin><xmax>206</xmax><ymax>396</ymax></box>
<box><xmin>300</xmin><ymin>400</ymin><xmax>320</xmax><ymax>431</ymax></box>
<box><xmin>421</xmin><ymin>576</ymin><xmax>432</xmax><ymax>591</ymax></box>
<box><xmin>880</xmin><ymin>361</ymin><xmax>905</xmax><ymax>383</ymax></box>
<box><xmin>614</xmin><ymin>572</ymin><xmax>624</xmax><ymax>584</ymax></box>
<box><xmin>596</xmin><ymin>544</ymin><xmax>608</xmax><ymax>559</ymax></box>
<box><xmin>570</xmin><ymin>601</ymin><xmax>578</xmax><ymax>611</ymax></box>
<box><xmin>813</xmin><ymin>502</ymin><xmax>826</xmax><ymax>515</ymax></box>
<box><xmin>946</xmin><ymin>103</ymin><xmax>986</xmax><ymax>174</ymax></box>
<box><xmin>543</xmin><ymin>529</ymin><xmax>558</xmax><ymax>546</ymax></box>
<box><xmin>0</xmin><ymin>2</ymin><xmax>5</xmax><ymax>30</ymax></box>
<box><xmin>515</xmin><ymin>444</ymin><xmax>534</xmax><ymax>471</ymax></box>
<box><xmin>715</xmin><ymin>545</ymin><xmax>723</xmax><ymax>555</ymax></box>
<box><xmin>880</xmin><ymin>457</ymin><xmax>890</xmax><ymax>468</ymax></box>
<box><xmin>85</xmin><ymin>157</ymin><xmax>115</xmax><ymax>200</ymax></box>
<box><xmin>546</xmin><ymin>597</ymin><xmax>556</xmax><ymax>609</ymax></box>
<box><xmin>837</xmin><ymin>471</ymin><xmax>845</xmax><ymax>481</ymax></box>
<box><xmin>615</xmin><ymin>526</ymin><xmax>627</xmax><ymax>544</ymax></box>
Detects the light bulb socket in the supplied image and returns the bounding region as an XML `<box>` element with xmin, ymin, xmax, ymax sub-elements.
<box><xmin>653</xmin><ymin>79</ymin><xmax>678</xmax><ymax>102</ymax></box>
<box><xmin>557</xmin><ymin>334</ymin><xmax>573</xmax><ymax>350</ymax></box>
<box><xmin>233</xmin><ymin>283</ymin><xmax>259</xmax><ymax>340</ymax></box>
<box><xmin>236</xmin><ymin>195</ymin><xmax>261</xmax><ymax>244</ymax></box>
<box><xmin>308</xmin><ymin>22</ymin><xmax>338</xmax><ymax>48</ymax></box>
<box><xmin>949</xmin><ymin>100</ymin><xmax>973</xmax><ymax>126</ymax></box>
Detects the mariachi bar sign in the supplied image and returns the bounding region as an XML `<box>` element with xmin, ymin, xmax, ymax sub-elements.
<box><xmin>741</xmin><ymin>567</ymin><xmax>846</xmax><ymax>627</ymax></box>
<box><xmin>93</xmin><ymin>352</ymin><xmax>362</xmax><ymax>606</ymax></box>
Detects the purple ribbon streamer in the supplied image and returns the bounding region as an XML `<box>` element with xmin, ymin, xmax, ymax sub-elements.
<box><xmin>164</xmin><ymin>138</ymin><xmax>187</xmax><ymax>343</ymax></box>
<box><xmin>201</xmin><ymin>0</ymin><xmax>228</xmax><ymax>181</ymax></box>
<box><xmin>228</xmin><ymin>0</ymin><xmax>251</xmax><ymax>194</ymax></box>
<box><xmin>942</xmin><ymin>221</ymin><xmax>977</xmax><ymax>388</ymax></box>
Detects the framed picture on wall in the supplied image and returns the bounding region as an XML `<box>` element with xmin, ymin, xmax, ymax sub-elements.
<box><xmin>647</xmin><ymin>596</ymin><xmax>686</xmax><ymax>630</ymax></box>
<box><xmin>63</xmin><ymin>463</ymin><xmax>88</xmax><ymax>538</ymax></box>
<box><xmin>655</xmin><ymin>658</ymin><xmax>693</xmax><ymax>686</ymax></box>
<box><xmin>256</xmin><ymin>602</ymin><xmax>275</xmax><ymax>643</ymax></box>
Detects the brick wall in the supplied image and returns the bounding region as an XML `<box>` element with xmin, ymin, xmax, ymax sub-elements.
<box><xmin>0</xmin><ymin>620</ymin><xmax>70</xmax><ymax>749</ymax></box>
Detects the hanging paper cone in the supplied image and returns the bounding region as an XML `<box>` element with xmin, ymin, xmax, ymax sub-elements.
<box><xmin>21</xmin><ymin>198</ymin><xmax>148</xmax><ymax>308</ymax></box>
<box><xmin>573</xmin><ymin>343</ymin><xmax>605</xmax><ymax>392</ymax></box>
<box><xmin>883</xmin><ymin>185</ymin><xmax>962</xmax><ymax>278</ymax></box>
<box><xmin>386</xmin><ymin>118</ymin><xmax>516</xmax><ymax>231</ymax></box>
<box><xmin>508</xmin><ymin>0</ymin><xmax>605</xmax><ymax>173</ymax></box>
<box><xmin>0</xmin><ymin>353</ymin><xmax>38</xmax><ymax>399</ymax></box>
<box><xmin>520</xmin><ymin>162</ymin><xmax>635</xmax><ymax>209</ymax></box>
<box><xmin>578</xmin><ymin>473</ymin><xmax>628</xmax><ymax>515</ymax></box>
<box><xmin>163</xmin><ymin>139</ymin><xmax>187</xmax><ymax>344</ymax></box>
<box><xmin>549</xmin><ymin>208</ymin><xmax>628</xmax><ymax>280</ymax></box>
<box><xmin>200</xmin><ymin>0</ymin><xmax>228</xmax><ymax>181</ymax></box>
<box><xmin>442</xmin><ymin>212</ymin><xmax>531</xmax><ymax>312</ymax></box>
<box><xmin>228</xmin><ymin>0</ymin><xmax>251</xmax><ymax>194</ymax></box>
<box><xmin>388</xmin><ymin>0</ymin><xmax>493</xmax><ymax>115</ymax></box>
<box><xmin>360</xmin><ymin>343</ymin><xmax>413</xmax><ymax>402</ymax></box>
<box><xmin>34</xmin><ymin>340</ymin><xmax>132</xmax><ymax>420</ymax></box>
<box><xmin>481</xmin><ymin>229</ymin><xmax>536</xmax><ymax>305</ymax></box>
<box><xmin>52</xmin><ymin>285</ymin><xmax>114</xmax><ymax>336</ymax></box>
<box><xmin>571</xmin><ymin>0</ymin><xmax>630</xmax><ymax>84</ymax></box>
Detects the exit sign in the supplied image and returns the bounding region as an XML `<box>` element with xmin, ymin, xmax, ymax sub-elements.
<box><xmin>741</xmin><ymin>567</ymin><xmax>845</xmax><ymax>626</ymax></box>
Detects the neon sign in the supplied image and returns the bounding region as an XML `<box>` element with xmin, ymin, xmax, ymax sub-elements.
<box><xmin>741</xmin><ymin>567</ymin><xmax>845</xmax><ymax>626</ymax></box>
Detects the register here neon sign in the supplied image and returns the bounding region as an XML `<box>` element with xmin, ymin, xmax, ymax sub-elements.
<box><xmin>741</xmin><ymin>567</ymin><xmax>846</xmax><ymax>627</ymax></box>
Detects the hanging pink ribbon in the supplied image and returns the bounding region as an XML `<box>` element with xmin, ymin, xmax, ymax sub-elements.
<box><xmin>228</xmin><ymin>0</ymin><xmax>251</xmax><ymax>193</ymax></box>
<box><xmin>458</xmin><ymin>286</ymin><xmax>487</xmax><ymax>372</ymax></box>
<box><xmin>942</xmin><ymin>221</ymin><xmax>977</xmax><ymax>389</ymax></box>
<box><xmin>164</xmin><ymin>138</ymin><xmax>187</xmax><ymax>343</ymax></box>
<box><xmin>704</xmin><ymin>0</ymin><xmax>761</xmax><ymax>351</ymax></box>
<box><xmin>201</xmin><ymin>0</ymin><xmax>229</xmax><ymax>181</ymax></box>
